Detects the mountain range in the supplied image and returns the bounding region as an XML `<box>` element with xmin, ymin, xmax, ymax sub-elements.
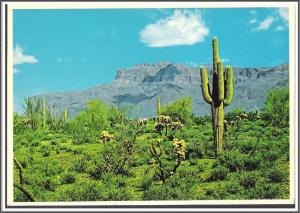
<box><xmin>33</xmin><ymin>62</ymin><xmax>289</xmax><ymax>118</ymax></box>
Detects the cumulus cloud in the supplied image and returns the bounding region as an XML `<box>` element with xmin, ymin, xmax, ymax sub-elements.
<box><xmin>13</xmin><ymin>44</ymin><xmax>38</xmax><ymax>65</ymax></box>
<box><xmin>255</xmin><ymin>17</ymin><xmax>274</xmax><ymax>31</ymax></box>
<box><xmin>278</xmin><ymin>8</ymin><xmax>288</xmax><ymax>22</ymax></box>
<box><xmin>140</xmin><ymin>10</ymin><xmax>209</xmax><ymax>47</ymax></box>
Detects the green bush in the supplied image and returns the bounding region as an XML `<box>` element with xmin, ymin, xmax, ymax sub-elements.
<box><xmin>217</xmin><ymin>151</ymin><xmax>245</xmax><ymax>172</ymax></box>
<box><xmin>60</xmin><ymin>172</ymin><xmax>76</xmax><ymax>184</ymax></box>
<box><xmin>161</xmin><ymin>97</ymin><xmax>192</xmax><ymax>124</ymax></box>
<box><xmin>208</xmin><ymin>165</ymin><xmax>229</xmax><ymax>181</ymax></box>
<box><xmin>263</xmin><ymin>88</ymin><xmax>289</xmax><ymax>127</ymax></box>
<box><xmin>239</xmin><ymin>173</ymin><xmax>256</xmax><ymax>189</ymax></box>
<box><xmin>266</xmin><ymin>167</ymin><xmax>285</xmax><ymax>183</ymax></box>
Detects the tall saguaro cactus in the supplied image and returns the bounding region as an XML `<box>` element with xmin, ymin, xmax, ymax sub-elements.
<box><xmin>200</xmin><ymin>37</ymin><xmax>233</xmax><ymax>156</ymax></box>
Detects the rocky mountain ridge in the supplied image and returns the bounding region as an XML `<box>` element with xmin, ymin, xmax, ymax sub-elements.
<box><xmin>33</xmin><ymin>62</ymin><xmax>289</xmax><ymax>118</ymax></box>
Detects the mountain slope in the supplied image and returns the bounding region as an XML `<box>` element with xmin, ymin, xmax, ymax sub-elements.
<box><xmin>33</xmin><ymin>62</ymin><xmax>289</xmax><ymax>118</ymax></box>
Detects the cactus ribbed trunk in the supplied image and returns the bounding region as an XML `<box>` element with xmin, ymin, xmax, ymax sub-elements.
<box><xmin>212</xmin><ymin>103</ymin><xmax>224</xmax><ymax>155</ymax></box>
<box><xmin>199</xmin><ymin>37</ymin><xmax>233</xmax><ymax>157</ymax></box>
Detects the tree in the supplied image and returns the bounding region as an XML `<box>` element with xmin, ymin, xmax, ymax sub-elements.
<box><xmin>75</xmin><ymin>99</ymin><xmax>110</xmax><ymax>130</ymax></box>
<box><xmin>161</xmin><ymin>97</ymin><xmax>192</xmax><ymax>124</ymax></box>
<box><xmin>263</xmin><ymin>87</ymin><xmax>289</xmax><ymax>127</ymax></box>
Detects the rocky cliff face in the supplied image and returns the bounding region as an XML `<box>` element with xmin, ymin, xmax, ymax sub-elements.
<box><xmin>33</xmin><ymin>62</ymin><xmax>289</xmax><ymax>118</ymax></box>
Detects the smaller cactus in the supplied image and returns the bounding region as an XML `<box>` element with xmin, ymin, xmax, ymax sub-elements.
<box><xmin>42</xmin><ymin>97</ymin><xmax>47</xmax><ymax>128</ymax></box>
<box><xmin>157</xmin><ymin>96</ymin><xmax>161</xmax><ymax>122</ymax></box>
<box><xmin>63</xmin><ymin>107</ymin><xmax>68</xmax><ymax>122</ymax></box>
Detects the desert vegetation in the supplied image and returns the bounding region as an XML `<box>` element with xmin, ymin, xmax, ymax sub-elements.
<box><xmin>13</xmin><ymin>38</ymin><xmax>289</xmax><ymax>201</ymax></box>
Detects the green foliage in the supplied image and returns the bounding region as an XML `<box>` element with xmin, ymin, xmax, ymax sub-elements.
<box><xmin>239</xmin><ymin>172</ymin><xmax>257</xmax><ymax>189</ymax></box>
<box><xmin>60</xmin><ymin>172</ymin><xmax>76</xmax><ymax>184</ymax></box>
<box><xmin>263</xmin><ymin>87</ymin><xmax>289</xmax><ymax>127</ymax></box>
<box><xmin>13</xmin><ymin>93</ymin><xmax>289</xmax><ymax>201</ymax></box>
<box><xmin>266</xmin><ymin>167</ymin><xmax>285</xmax><ymax>183</ymax></box>
<box><xmin>161</xmin><ymin>97</ymin><xmax>192</xmax><ymax>124</ymax></box>
<box><xmin>75</xmin><ymin>99</ymin><xmax>110</xmax><ymax>130</ymax></box>
<box><xmin>208</xmin><ymin>165</ymin><xmax>228</xmax><ymax>181</ymax></box>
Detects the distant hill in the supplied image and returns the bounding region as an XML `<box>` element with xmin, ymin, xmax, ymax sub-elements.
<box><xmin>33</xmin><ymin>62</ymin><xmax>289</xmax><ymax>118</ymax></box>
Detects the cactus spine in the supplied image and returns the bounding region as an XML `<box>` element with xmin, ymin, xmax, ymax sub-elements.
<box><xmin>200</xmin><ymin>37</ymin><xmax>233</xmax><ymax>156</ymax></box>
<box><xmin>42</xmin><ymin>97</ymin><xmax>46</xmax><ymax>128</ymax></box>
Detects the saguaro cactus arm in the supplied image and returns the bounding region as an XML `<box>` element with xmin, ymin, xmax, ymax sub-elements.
<box><xmin>212</xmin><ymin>37</ymin><xmax>219</xmax><ymax>73</ymax></box>
<box><xmin>224</xmin><ymin>66</ymin><xmax>233</xmax><ymax>106</ymax></box>
<box><xmin>200</xmin><ymin>67</ymin><xmax>212</xmax><ymax>104</ymax></box>
<box><xmin>217</xmin><ymin>61</ymin><xmax>225</xmax><ymax>102</ymax></box>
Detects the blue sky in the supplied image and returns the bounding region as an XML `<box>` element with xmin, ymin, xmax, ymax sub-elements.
<box><xmin>13</xmin><ymin>8</ymin><xmax>289</xmax><ymax>112</ymax></box>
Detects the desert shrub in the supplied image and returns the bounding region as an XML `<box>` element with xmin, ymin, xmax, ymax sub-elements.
<box><xmin>191</xmin><ymin>114</ymin><xmax>210</xmax><ymax>125</ymax></box>
<box><xmin>243</xmin><ymin>155</ymin><xmax>261</xmax><ymax>171</ymax></box>
<box><xmin>263</xmin><ymin>87</ymin><xmax>289</xmax><ymax>127</ymax></box>
<box><xmin>251</xmin><ymin>183</ymin><xmax>283</xmax><ymax>199</ymax></box>
<box><xmin>43</xmin><ymin>176</ymin><xmax>60</xmax><ymax>191</ymax></box>
<box><xmin>266</xmin><ymin>167</ymin><xmax>285</xmax><ymax>183</ymax></box>
<box><xmin>108</xmin><ymin>105</ymin><xmax>131</xmax><ymax>128</ymax></box>
<box><xmin>217</xmin><ymin>151</ymin><xmax>245</xmax><ymax>172</ymax></box>
<box><xmin>60</xmin><ymin>172</ymin><xmax>76</xmax><ymax>184</ymax></box>
<box><xmin>13</xmin><ymin>113</ymin><xmax>29</xmax><ymax>134</ymax></box>
<box><xmin>40</xmin><ymin>145</ymin><xmax>51</xmax><ymax>157</ymax></box>
<box><xmin>208</xmin><ymin>165</ymin><xmax>228</xmax><ymax>181</ymax></box>
<box><xmin>59</xmin><ymin>177</ymin><xmax>135</xmax><ymax>201</ymax></box>
<box><xmin>239</xmin><ymin>173</ymin><xmax>257</xmax><ymax>189</ymax></box>
<box><xmin>70</xmin><ymin>156</ymin><xmax>89</xmax><ymax>173</ymax></box>
<box><xmin>225</xmin><ymin>107</ymin><xmax>245</xmax><ymax>121</ymax></box>
<box><xmin>143</xmin><ymin>175</ymin><xmax>197</xmax><ymax>200</ymax></box>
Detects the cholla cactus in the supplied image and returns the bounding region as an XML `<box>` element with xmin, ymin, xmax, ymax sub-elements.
<box><xmin>100</xmin><ymin>130</ymin><xmax>115</xmax><ymax>143</ymax></box>
<box><xmin>155</xmin><ymin>123</ymin><xmax>164</xmax><ymax>133</ymax></box>
<box><xmin>159</xmin><ymin>115</ymin><xmax>172</xmax><ymax>125</ymax></box>
<box><xmin>173</xmin><ymin>139</ymin><xmax>186</xmax><ymax>160</ymax></box>
<box><xmin>170</xmin><ymin>121</ymin><xmax>183</xmax><ymax>131</ymax></box>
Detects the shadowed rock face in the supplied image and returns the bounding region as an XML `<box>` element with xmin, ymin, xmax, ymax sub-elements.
<box><xmin>33</xmin><ymin>62</ymin><xmax>289</xmax><ymax>118</ymax></box>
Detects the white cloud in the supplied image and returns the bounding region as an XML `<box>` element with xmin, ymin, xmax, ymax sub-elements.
<box><xmin>278</xmin><ymin>8</ymin><xmax>288</xmax><ymax>22</ymax></box>
<box><xmin>250</xmin><ymin>10</ymin><xmax>256</xmax><ymax>15</ymax></box>
<box><xmin>140</xmin><ymin>9</ymin><xmax>209</xmax><ymax>47</ymax></box>
<box><xmin>249</xmin><ymin>19</ymin><xmax>257</xmax><ymax>24</ymax></box>
<box><xmin>13</xmin><ymin>44</ymin><xmax>38</xmax><ymax>65</ymax></box>
<box><xmin>255</xmin><ymin>17</ymin><xmax>274</xmax><ymax>31</ymax></box>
